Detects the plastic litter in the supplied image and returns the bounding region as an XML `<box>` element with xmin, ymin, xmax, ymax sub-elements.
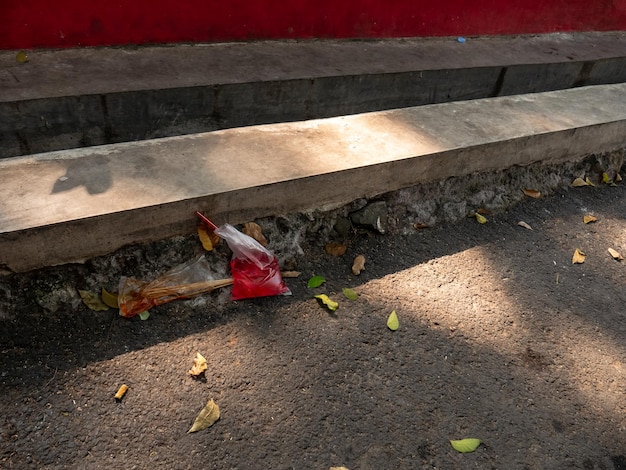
<box><xmin>118</xmin><ymin>255</ymin><xmax>233</xmax><ymax>318</ymax></box>
<box><xmin>457</xmin><ymin>36</ymin><xmax>466</xmax><ymax>43</ymax></box>
<box><xmin>196</xmin><ymin>212</ymin><xmax>291</xmax><ymax>300</ymax></box>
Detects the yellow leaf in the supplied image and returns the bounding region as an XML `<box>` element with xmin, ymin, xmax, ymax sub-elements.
<box><xmin>523</xmin><ymin>188</ymin><xmax>541</xmax><ymax>198</ymax></box>
<box><xmin>608</xmin><ymin>248</ymin><xmax>623</xmax><ymax>261</ymax></box>
<box><xmin>242</xmin><ymin>222</ymin><xmax>268</xmax><ymax>247</ymax></box>
<box><xmin>188</xmin><ymin>399</ymin><xmax>220</xmax><ymax>433</ymax></box>
<box><xmin>475</xmin><ymin>213</ymin><xmax>488</xmax><ymax>224</ymax></box>
<box><xmin>602</xmin><ymin>172</ymin><xmax>612</xmax><ymax>184</ymax></box>
<box><xmin>197</xmin><ymin>224</ymin><xmax>220</xmax><ymax>251</ymax></box>
<box><xmin>387</xmin><ymin>310</ymin><xmax>399</xmax><ymax>331</ymax></box>
<box><xmin>314</xmin><ymin>294</ymin><xmax>339</xmax><ymax>311</ymax></box>
<box><xmin>517</xmin><ymin>221</ymin><xmax>533</xmax><ymax>230</ymax></box>
<box><xmin>585</xmin><ymin>177</ymin><xmax>596</xmax><ymax>187</ymax></box>
<box><xmin>78</xmin><ymin>290</ymin><xmax>109</xmax><ymax>311</ymax></box>
<box><xmin>325</xmin><ymin>242</ymin><xmax>347</xmax><ymax>257</ymax></box>
<box><xmin>16</xmin><ymin>51</ymin><xmax>28</xmax><ymax>63</ymax></box>
<box><xmin>101</xmin><ymin>288</ymin><xmax>119</xmax><ymax>308</ymax></box>
<box><xmin>188</xmin><ymin>352</ymin><xmax>208</xmax><ymax>376</ymax></box>
<box><xmin>352</xmin><ymin>255</ymin><xmax>366</xmax><ymax>275</ymax></box>
<box><xmin>114</xmin><ymin>384</ymin><xmax>128</xmax><ymax>401</ymax></box>
<box><xmin>572</xmin><ymin>177</ymin><xmax>588</xmax><ymax>187</ymax></box>
<box><xmin>583</xmin><ymin>215</ymin><xmax>597</xmax><ymax>224</ymax></box>
<box><xmin>450</xmin><ymin>438</ymin><xmax>482</xmax><ymax>453</ymax></box>
<box><xmin>572</xmin><ymin>249</ymin><xmax>586</xmax><ymax>264</ymax></box>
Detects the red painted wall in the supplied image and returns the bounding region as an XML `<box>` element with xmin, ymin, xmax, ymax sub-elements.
<box><xmin>2</xmin><ymin>0</ymin><xmax>626</xmax><ymax>49</ymax></box>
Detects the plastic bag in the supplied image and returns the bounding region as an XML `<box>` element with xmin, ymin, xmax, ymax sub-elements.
<box><xmin>214</xmin><ymin>223</ymin><xmax>291</xmax><ymax>300</ymax></box>
<box><xmin>118</xmin><ymin>255</ymin><xmax>233</xmax><ymax>318</ymax></box>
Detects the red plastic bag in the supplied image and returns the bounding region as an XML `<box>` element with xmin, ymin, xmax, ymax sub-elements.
<box><xmin>214</xmin><ymin>223</ymin><xmax>291</xmax><ymax>300</ymax></box>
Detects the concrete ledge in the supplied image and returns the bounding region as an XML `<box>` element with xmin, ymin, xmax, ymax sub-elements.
<box><xmin>1</xmin><ymin>83</ymin><xmax>625</xmax><ymax>272</ymax></box>
<box><xmin>1</xmin><ymin>32</ymin><xmax>626</xmax><ymax>158</ymax></box>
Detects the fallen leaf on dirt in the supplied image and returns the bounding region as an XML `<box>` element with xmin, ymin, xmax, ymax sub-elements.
<box><xmin>197</xmin><ymin>224</ymin><xmax>220</xmax><ymax>251</ymax></box>
<box><xmin>572</xmin><ymin>249</ymin><xmax>586</xmax><ymax>264</ymax></box>
<box><xmin>572</xmin><ymin>177</ymin><xmax>589</xmax><ymax>187</ymax></box>
<box><xmin>450</xmin><ymin>438</ymin><xmax>482</xmax><ymax>453</ymax></box>
<box><xmin>315</xmin><ymin>294</ymin><xmax>339</xmax><ymax>311</ymax></box>
<box><xmin>139</xmin><ymin>311</ymin><xmax>151</xmax><ymax>321</ymax></box>
<box><xmin>188</xmin><ymin>352</ymin><xmax>208</xmax><ymax>376</ymax></box>
<box><xmin>517</xmin><ymin>221</ymin><xmax>533</xmax><ymax>230</ymax></box>
<box><xmin>101</xmin><ymin>288</ymin><xmax>119</xmax><ymax>309</ymax></box>
<box><xmin>78</xmin><ymin>290</ymin><xmax>109</xmax><ymax>311</ymax></box>
<box><xmin>16</xmin><ymin>51</ymin><xmax>28</xmax><ymax>63</ymax></box>
<box><xmin>583</xmin><ymin>215</ymin><xmax>597</xmax><ymax>224</ymax></box>
<box><xmin>242</xmin><ymin>222</ymin><xmax>268</xmax><ymax>247</ymax></box>
<box><xmin>188</xmin><ymin>399</ymin><xmax>220</xmax><ymax>433</ymax></box>
<box><xmin>608</xmin><ymin>248</ymin><xmax>623</xmax><ymax>261</ymax></box>
<box><xmin>475</xmin><ymin>213</ymin><xmax>488</xmax><ymax>224</ymax></box>
<box><xmin>602</xmin><ymin>172</ymin><xmax>612</xmax><ymax>184</ymax></box>
<box><xmin>281</xmin><ymin>271</ymin><xmax>302</xmax><ymax>278</ymax></box>
<box><xmin>617</xmin><ymin>173</ymin><xmax>623</xmax><ymax>182</ymax></box>
<box><xmin>114</xmin><ymin>384</ymin><xmax>128</xmax><ymax>401</ymax></box>
<box><xmin>585</xmin><ymin>177</ymin><xmax>596</xmax><ymax>187</ymax></box>
<box><xmin>476</xmin><ymin>208</ymin><xmax>492</xmax><ymax>215</ymax></box>
<box><xmin>329</xmin><ymin>467</ymin><xmax>349</xmax><ymax>470</ymax></box>
<box><xmin>523</xmin><ymin>188</ymin><xmax>541</xmax><ymax>198</ymax></box>
<box><xmin>413</xmin><ymin>222</ymin><xmax>429</xmax><ymax>230</ymax></box>
<box><xmin>342</xmin><ymin>288</ymin><xmax>358</xmax><ymax>300</ymax></box>
<box><xmin>325</xmin><ymin>242</ymin><xmax>347</xmax><ymax>257</ymax></box>
<box><xmin>352</xmin><ymin>255</ymin><xmax>366</xmax><ymax>275</ymax></box>
<box><xmin>387</xmin><ymin>310</ymin><xmax>399</xmax><ymax>331</ymax></box>
<box><xmin>307</xmin><ymin>276</ymin><xmax>326</xmax><ymax>288</ymax></box>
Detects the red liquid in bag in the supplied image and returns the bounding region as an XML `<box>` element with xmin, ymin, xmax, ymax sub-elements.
<box><xmin>230</xmin><ymin>252</ymin><xmax>290</xmax><ymax>300</ymax></box>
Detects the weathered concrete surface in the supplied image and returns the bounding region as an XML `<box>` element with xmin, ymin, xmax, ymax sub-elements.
<box><xmin>1</xmin><ymin>83</ymin><xmax>625</xmax><ymax>272</ymax></box>
<box><xmin>1</xmin><ymin>32</ymin><xmax>626</xmax><ymax>157</ymax></box>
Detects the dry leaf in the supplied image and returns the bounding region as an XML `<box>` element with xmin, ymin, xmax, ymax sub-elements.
<box><xmin>329</xmin><ymin>467</ymin><xmax>350</xmax><ymax>470</ymax></box>
<box><xmin>517</xmin><ymin>221</ymin><xmax>533</xmax><ymax>230</ymax></box>
<box><xmin>583</xmin><ymin>215</ymin><xmax>597</xmax><ymax>224</ymax></box>
<box><xmin>242</xmin><ymin>222</ymin><xmax>268</xmax><ymax>247</ymax></box>
<box><xmin>352</xmin><ymin>255</ymin><xmax>366</xmax><ymax>275</ymax></box>
<box><xmin>325</xmin><ymin>242</ymin><xmax>347</xmax><ymax>257</ymax></box>
<box><xmin>413</xmin><ymin>222</ymin><xmax>429</xmax><ymax>230</ymax></box>
<box><xmin>476</xmin><ymin>208</ymin><xmax>492</xmax><ymax>215</ymax></box>
<box><xmin>188</xmin><ymin>352</ymin><xmax>208</xmax><ymax>376</ymax></box>
<box><xmin>572</xmin><ymin>249</ymin><xmax>586</xmax><ymax>264</ymax></box>
<box><xmin>281</xmin><ymin>271</ymin><xmax>302</xmax><ymax>278</ymax></box>
<box><xmin>101</xmin><ymin>288</ymin><xmax>119</xmax><ymax>308</ymax></box>
<box><xmin>523</xmin><ymin>188</ymin><xmax>541</xmax><ymax>198</ymax></box>
<box><xmin>475</xmin><ymin>213</ymin><xmax>488</xmax><ymax>224</ymax></box>
<box><xmin>115</xmin><ymin>384</ymin><xmax>128</xmax><ymax>401</ymax></box>
<box><xmin>197</xmin><ymin>225</ymin><xmax>220</xmax><ymax>251</ymax></box>
<box><xmin>585</xmin><ymin>177</ymin><xmax>596</xmax><ymax>187</ymax></box>
<box><xmin>387</xmin><ymin>310</ymin><xmax>399</xmax><ymax>331</ymax></box>
<box><xmin>78</xmin><ymin>290</ymin><xmax>109</xmax><ymax>311</ymax></box>
<box><xmin>188</xmin><ymin>399</ymin><xmax>220</xmax><ymax>433</ymax></box>
<box><xmin>16</xmin><ymin>51</ymin><xmax>28</xmax><ymax>63</ymax></box>
<box><xmin>616</xmin><ymin>173</ymin><xmax>623</xmax><ymax>182</ymax></box>
<box><xmin>608</xmin><ymin>248</ymin><xmax>623</xmax><ymax>261</ymax></box>
<box><xmin>572</xmin><ymin>177</ymin><xmax>588</xmax><ymax>187</ymax></box>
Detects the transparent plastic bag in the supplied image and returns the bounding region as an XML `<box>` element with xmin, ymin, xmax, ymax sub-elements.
<box><xmin>214</xmin><ymin>223</ymin><xmax>291</xmax><ymax>300</ymax></box>
<box><xmin>118</xmin><ymin>255</ymin><xmax>233</xmax><ymax>318</ymax></box>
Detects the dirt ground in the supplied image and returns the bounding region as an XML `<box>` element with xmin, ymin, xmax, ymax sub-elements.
<box><xmin>2</xmin><ymin>161</ymin><xmax>626</xmax><ymax>469</ymax></box>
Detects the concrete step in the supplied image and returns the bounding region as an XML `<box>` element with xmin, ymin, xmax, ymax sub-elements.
<box><xmin>2</xmin><ymin>32</ymin><xmax>626</xmax><ymax>158</ymax></box>
<box><xmin>1</xmin><ymin>83</ymin><xmax>625</xmax><ymax>273</ymax></box>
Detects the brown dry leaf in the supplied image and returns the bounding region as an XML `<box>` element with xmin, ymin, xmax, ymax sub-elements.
<box><xmin>326</xmin><ymin>242</ymin><xmax>347</xmax><ymax>257</ymax></box>
<box><xmin>476</xmin><ymin>208</ymin><xmax>493</xmax><ymax>216</ymax></box>
<box><xmin>281</xmin><ymin>271</ymin><xmax>302</xmax><ymax>278</ymax></box>
<box><xmin>352</xmin><ymin>255</ymin><xmax>366</xmax><ymax>275</ymax></box>
<box><xmin>523</xmin><ymin>188</ymin><xmax>541</xmax><ymax>199</ymax></box>
<box><xmin>616</xmin><ymin>173</ymin><xmax>623</xmax><ymax>182</ymax></box>
<box><xmin>608</xmin><ymin>248</ymin><xmax>623</xmax><ymax>261</ymax></box>
<box><xmin>188</xmin><ymin>399</ymin><xmax>220</xmax><ymax>433</ymax></box>
<box><xmin>517</xmin><ymin>221</ymin><xmax>533</xmax><ymax>230</ymax></box>
<box><xmin>197</xmin><ymin>225</ymin><xmax>220</xmax><ymax>251</ymax></box>
<box><xmin>329</xmin><ymin>467</ymin><xmax>350</xmax><ymax>470</ymax></box>
<box><xmin>572</xmin><ymin>249</ymin><xmax>586</xmax><ymax>264</ymax></box>
<box><xmin>413</xmin><ymin>222</ymin><xmax>429</xmax><ymax>230</ymax></box>
<box><xmin>583</xmin><ymin>215</ymin><xmax>597</xmax><ymax>224</ymax></box>
<box><xmin>78</xmin><ymin>290</ymin><xmax>109</xmax><ymax>311</ymax></box>
<box><xmin>585</xmin><ymin>177</ymin><xmax>596</xmax><ymax>187</ymax></box>
<box><xmin>114</xmin><ymin>384</ymin><xmax>128</xmax><ymax>401</ymax></box>
<box><xmin>188</xmin><ymin>352</ymin><xmax>208</xmax><ymax>376</ymax></box>
<box><xmin>242</xmin><ymin>222</ymin><xmax>268</xmax><ymax>247</ymax></box>
<box><xmin>572</xmin><ymin>177</ymin><xmax>588</xmax><ymax>187</ymax></box>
